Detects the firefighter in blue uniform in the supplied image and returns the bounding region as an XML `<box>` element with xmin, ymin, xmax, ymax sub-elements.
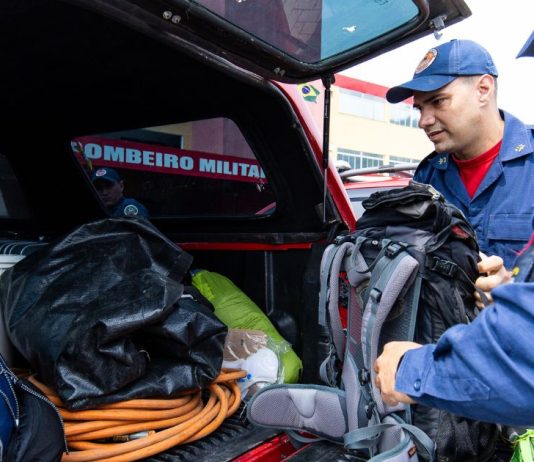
<box><xmin>375</xmin><ymin>33</ymin><xmax>534</xmax><ymax>426</ymax></box>
<box><xmin>386</xmin><ymin>39</ymin><xmax>534</xmax><ymax>268</ymax></box>
<box><xmin>91</xmin><ymin>167</ymin><xmax>149</xmax><ymax>218</ymax></box>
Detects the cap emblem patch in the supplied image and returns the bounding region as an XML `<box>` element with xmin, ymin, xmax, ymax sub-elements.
<box><xmin>95</xmin><ymin>169</ymin><xmax>107</xmax><ymax>177</ymax></box>
<box><xmin>414</xmin><ymin>49</ymin><xmax>438</xmax><ymax>74</ymax></box>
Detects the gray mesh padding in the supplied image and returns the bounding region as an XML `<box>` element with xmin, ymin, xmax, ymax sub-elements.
<box><xmin>247</xmin><ymin>384</ymin><xmax>347</xmax><ymax>440</ymax></box>
<box><xmin>374</xmin><ymin>416</ymin><xmax>418</xmax><ymax>462</ymax></box>
<box><xmin>379</xmin><ymin>416</ymin><xmax>404</xmax><ymax>453</ymax></box>
<box><xmin>348</xmin><ymin>284</ymin><xmax>364</xmax><ymax>357</ymax></box>
<box><xmin>318</xmin><ymin>243</ymin><xmax>338</xmax><ymax>327</ymax></box>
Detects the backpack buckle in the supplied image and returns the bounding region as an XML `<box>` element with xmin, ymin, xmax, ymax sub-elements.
<box><xmin>365</xmin><ymin>401</ymin><xmax>376</xmax><ymax>419</ymax></box>
<box><xmin>430</xmin><ymin>256</ymin><xmax>458</xmax><ymax>277</ymax></box>
<box><xmin>334</xmin><ymin>234</ymin><xmax>354</xmax><ymax>245</ymax></box>
<box><xmin>369</xmin><ymin>288</ymin><xmax>382</xmax><ymax>303</ymax></box>
<box><xmin>384</xmin><ymin>242</ymin><xmax>404</xmax><ymax>258</ymax></box>
<box><xmin>358</xmin><ymin>368</ymin><xmax>370</xmax><ymax>385</ymax></box>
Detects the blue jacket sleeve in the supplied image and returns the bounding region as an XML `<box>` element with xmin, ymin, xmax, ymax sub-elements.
<box><xmin>395</xmin><ymin>282</ymin><xmax>534</xmax><ymax>426</ymax></box>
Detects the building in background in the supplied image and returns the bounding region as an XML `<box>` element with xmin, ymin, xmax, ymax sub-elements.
<box><xmin>297</xmin><ymin>75</ymin><xmax>433</xmax><ymax>170</ymax></box>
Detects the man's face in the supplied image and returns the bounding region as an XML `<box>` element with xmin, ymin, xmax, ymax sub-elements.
<box><xmin>93</xmin><ymin>179</ymin><xmax>124</xmax><ymax>208</ymax></box>
<box><xmin>413</xmin><ymin>76</ymin><xmax>487</xmax><ymax>159</ymax></box>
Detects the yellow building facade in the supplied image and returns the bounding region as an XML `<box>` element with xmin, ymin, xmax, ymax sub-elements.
<box><xmin>329</xmin><ymin>75</ymin><xmax>434</xmax><ymax>169</ymax></box>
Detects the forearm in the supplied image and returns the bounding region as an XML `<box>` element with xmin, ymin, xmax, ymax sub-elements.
<box><xmin>395</xmin><ymin>283</ymin><xmax>534</xmax><ymax>426</ymax></box>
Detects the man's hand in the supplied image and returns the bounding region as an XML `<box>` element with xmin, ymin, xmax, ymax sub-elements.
<box><xmin>374</xmin><ymin>341</ymin><xmax>422</xmax><ymax>406</ymax></box>
<box><xmin>475</xmin><ymin>253</ymin><xmax>512</xmax><ymax>308</ymax></box>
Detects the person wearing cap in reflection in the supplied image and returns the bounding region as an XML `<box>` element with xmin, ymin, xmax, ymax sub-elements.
<box><xmin>386</xmin><ymin>39</ymin><xmax>534</xmax><ymax>269</ymax></box>
<box><xmin>91</xmin><ymin>167</ymin><xmax>149</xmax><ymax>218</ymax></box>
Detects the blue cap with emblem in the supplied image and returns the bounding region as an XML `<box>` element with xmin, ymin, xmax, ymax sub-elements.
<box><xmin>91</xmin><ymin>167</ymin><xmax>122</xmax><ymax>184</ymax></box>
<box><xmin>386</xmin><ymin>39</ymin><xmax>498</xmax><ymax>104</ymax></box>
<box><xmin>517</xmin><ymin>31</ymin><xmax>534</xmax><ymax>58</ymax></box>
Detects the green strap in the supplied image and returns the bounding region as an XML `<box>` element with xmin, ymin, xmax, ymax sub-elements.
<box><xmin>511</xmin><ymin>430</ymin><xmax>534</xmax><ymax>462</ymax></box>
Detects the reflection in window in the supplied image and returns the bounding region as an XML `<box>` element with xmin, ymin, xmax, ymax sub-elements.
<box><xmin>71</xmin><ymin>118</ymin><xmax>275</xmax><ymax>218</ymax></box>
<box><xmin>0</xmin><ymin>154</ymin><xmax>30</xmax><ymax>219</ymax></box>
<box><xmin>196</xmin><ymin>0</ymin><xmax>420</xmax><ymax>63</ymax></box>
<box><xmin>389</xmin><ymin>102</ymin><xmax>420</xmax><ymax>128</ymax></box>
<box><xmin>338</xmin><ymin>148</ymin><xmax>383</xmax><ymax>169</ymax></box>
<box><xmin>339</xmin><ymin>88</ymin><xmax>385</xmax><ymax>121</ymax></box>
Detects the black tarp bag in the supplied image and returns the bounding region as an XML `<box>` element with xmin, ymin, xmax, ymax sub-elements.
<box><xmin>0</xmin><ymin>218</ymin><xmax>227</xmax><ymax>410</ymax></box>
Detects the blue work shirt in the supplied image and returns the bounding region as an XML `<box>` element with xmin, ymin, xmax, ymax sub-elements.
<box><xmin>414</xmin><ymin>111</ymin><xmax>534</xmax><ymax>268</ymax></box>
<box><xmin>110</xmin><ymin>197</ymin><xmax>150</xmax><ymax>218</ymax></box>
<box><xmin>395</xmin><ymin>280</ymin><xmax>534</xmax><ymax>426</ymax></box>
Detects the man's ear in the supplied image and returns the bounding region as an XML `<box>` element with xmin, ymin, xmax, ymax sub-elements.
<box><xmin>477</xmin><ymin>74</ymin><xmax>495</xmax><ymax>105</ymax></box>
<box><xmin>118</xmin><ymin>179</ymin><xmax>125</xmax><ymax>192</ymax></box>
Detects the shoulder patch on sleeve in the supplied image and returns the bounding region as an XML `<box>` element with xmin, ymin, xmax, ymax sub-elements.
<box><xmin>123</xmin><ymin>204</ymin><xmax>139</xmax><ymax>216</ymax></box>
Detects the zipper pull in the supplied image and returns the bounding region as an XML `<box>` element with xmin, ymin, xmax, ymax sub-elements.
<box><xmin>427</xmin><ymin>184</ymin><xmax>441</xmax><ymax>200</ymax></box>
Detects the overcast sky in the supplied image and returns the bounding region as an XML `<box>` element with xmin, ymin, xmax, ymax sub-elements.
<box><xmin>341</xmin><ymin>0</ymin><xmax>534</xmax><ymax>123</ymax></box>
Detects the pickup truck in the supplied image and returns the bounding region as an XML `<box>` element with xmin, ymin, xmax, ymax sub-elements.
<box><xmin>0</xmin><ymin>1</ymin><xmax>471</xmax><ymax>460</ymax></box>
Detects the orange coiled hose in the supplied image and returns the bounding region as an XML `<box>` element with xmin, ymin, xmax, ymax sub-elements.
<box><xmin>28</xmin><ymin>369</ymin><xmax>246</xmax><ymax>462</ymax></box>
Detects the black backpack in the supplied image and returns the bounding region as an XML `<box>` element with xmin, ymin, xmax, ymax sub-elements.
<box><xmin>248</xmin><ymin>182</ymin><xmax>498</xmax><ymax>461</ymax></box>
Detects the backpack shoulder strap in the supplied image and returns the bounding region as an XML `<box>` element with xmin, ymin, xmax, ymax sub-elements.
<box><xmin>362</xmin><ymin>241</ymin><xmax>420</xmax><ymax>416</ymax></box>
<box><xmin>343</xmin><ymin>241</ymin><xmax>434</xmax><ymax>460</ymax></box>
<box><xmin>318</xmin><ymin>237</ymin><xmax>371</xmax><ymax>386</ymax></box>
<box><xmin>344</xmin><ymin>419</ymin><xmax>435</xmax><ymax>460</ymax></box>
<box><xmin>317</xmin><ymin>242</ymin><xmax>348</xmax><ymax>386</ymax></box>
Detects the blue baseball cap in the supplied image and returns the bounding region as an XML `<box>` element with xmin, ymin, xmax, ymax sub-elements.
<box><xmin>91</xmin><ymin>167</ymin><xmax>121</xmax><ymax>184</ymax></box>
<box><xmin>386</xmin><ymin>39</ymin><xmax>498</xmax><ymax>103</ymax></box>
<box><xmin>517</xmin><ymin>31</ymin><xmax>534</xmax><ymax>58</ymax></box>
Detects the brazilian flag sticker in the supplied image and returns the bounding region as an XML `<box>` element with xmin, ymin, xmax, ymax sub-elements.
<box><xmin>299</xmin><ymin>83</ymin><xmax>320</xmax><ymax>103</ymax></box>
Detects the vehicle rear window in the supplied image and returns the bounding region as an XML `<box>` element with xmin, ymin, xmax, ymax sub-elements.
<box><xmin>0</xmin><ymin>153</ymin><xmax>31</xmax><ymax>220</ymax></box>
<box><xmin>71</xmin><ymin>118</ymin><xmax>275</xmax><ymax>218</ymax></box>
<box><xmin>195</xmin><ymin>0</ymin><xmax>420</xmax><ymax>62</ymax></box>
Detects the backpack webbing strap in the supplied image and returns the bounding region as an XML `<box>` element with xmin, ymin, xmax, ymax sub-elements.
<box><xmin>344</xmin><ymin>421</ymin><xmax>435</xmax><ymax>461</ymax></box>
<box><xmin>426</xmin><ymin>255</ymin><xmax>490</xmax><ymax>310</ymax></box>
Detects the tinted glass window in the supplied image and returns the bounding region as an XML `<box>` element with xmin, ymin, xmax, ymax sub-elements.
<box><xmin>196</xmin><ymin>0</ymin><xmax>420</xmax><ymax>62</ymax></box>
<box><xmin>0</xmin><ymin>154</ymin><xmax>31</xmax><ymax>220</ymax></box>
<box><xmin>72</xmin><ymin>118</ymin><xmax>275</xmax><ymax>218</ymax></box>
